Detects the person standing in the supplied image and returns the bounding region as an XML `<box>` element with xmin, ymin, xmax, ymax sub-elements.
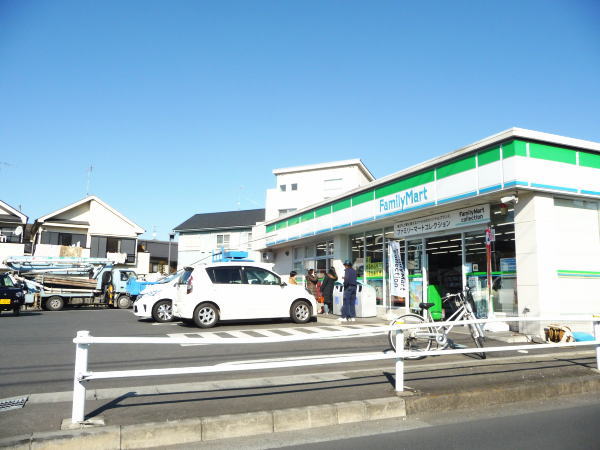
<box><xmin>305</xmin><ymin>269</ymin><xmax>319</xmax><ymax>298</ymax></box>
<box><xmin>288</xmin><ymin>271</ymin><xmax>298</xmax><ymax>285</ymax></box>
<box><xmin>320</xmin><ymin>267</ymin><xmax>338</xmax><ymax>314</ymax></box>
<box><xmin>340</xmin><ymin>260</ymin><xmax>357</xmax><ymax>322</ymax></box>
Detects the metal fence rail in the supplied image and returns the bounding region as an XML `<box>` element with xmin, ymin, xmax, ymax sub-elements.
<box><xmin>70</xmin><ymin>315</ymin><xmax>600</xmax><ymax>424</ymax></box>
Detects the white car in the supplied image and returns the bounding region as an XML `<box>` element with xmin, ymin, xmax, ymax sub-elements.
<box><xmin>173</xmin><ymin>262</ymin><xmax>317</xmax><ymax>328</ymax></box>
<box><xmin>132</xmin><ymin>272</ymin><xmax>182</xmax><ymax>323</ymax></box>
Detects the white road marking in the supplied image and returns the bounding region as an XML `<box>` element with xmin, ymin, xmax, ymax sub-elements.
<box><xmin>166</xmin><ymin>324</ymin><xmax>384</xmax><ymax>346</ymax></box>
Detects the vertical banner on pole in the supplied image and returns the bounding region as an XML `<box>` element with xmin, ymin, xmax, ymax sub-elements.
<box><xmin>485</xmin><ymin>227</ymin><xmax>495</xmax><ymax>318</ymax></box>
<box><xmin>388</xmin><ymin>241</ymin><xmax>408</xmax><ymax>304</ymax></box>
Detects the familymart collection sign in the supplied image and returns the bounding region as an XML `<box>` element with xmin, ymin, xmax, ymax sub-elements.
<box><xmin>394</xmin><ymin>204</ymin><xmax>490</xmax><ymax>238</ymax></box>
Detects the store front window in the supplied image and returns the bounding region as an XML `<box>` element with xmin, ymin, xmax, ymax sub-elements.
<box><xmin>294</xmin><ymin>240</ymin><xmax>334</xmax><ymax>281</ymax></box>
<box><xmin>365</xmin><ymin>231</ymin><xmax>384</xmax><ymax>305</ymax></box>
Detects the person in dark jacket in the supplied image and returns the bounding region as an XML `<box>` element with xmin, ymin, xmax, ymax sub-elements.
<box><xmin>340</xmin><ymin>260</ymin><xmax>357</xmax><ymax>322</ymax></box>
<box><xmin>305</xmin><ymin>269</ymin><xmax>319</xmax><ymax>298</ymax></box>
<box><xmin>320</xmin><ymin>267</ymin><xmax>338</xmax><ymax>314</ymax></box>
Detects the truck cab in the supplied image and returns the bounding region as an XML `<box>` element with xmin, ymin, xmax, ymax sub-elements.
<box><xmin>0</xmin><ymin>273</ymin><xmax>26</xmax><ymax>316</ymax></box>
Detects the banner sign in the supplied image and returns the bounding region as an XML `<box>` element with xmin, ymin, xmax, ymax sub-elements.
<box><xmin>394</xmin><ymin>204</ymin><xmax>490</xmax><ymax>238</ymax></box>
<box><xmin>388</xmin><ymin>240</ymin><xmax>407</xmax><ymax>298</ymax></box>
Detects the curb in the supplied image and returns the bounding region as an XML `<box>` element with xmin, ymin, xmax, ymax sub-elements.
<box><xmin>2</xmin><ymin>375</ymin><xmax>599</xmax><ymax>449</ymax></box>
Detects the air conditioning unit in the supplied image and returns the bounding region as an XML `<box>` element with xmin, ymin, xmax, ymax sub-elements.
<box><xmin>262</xmin><ymin>251</ymin><xmax>275</xmax><ymax>262</ymax></box>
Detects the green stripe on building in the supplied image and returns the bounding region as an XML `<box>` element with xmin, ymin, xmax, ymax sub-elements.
<box><xmin>529</xmin><ymin>143</ymin><xmax>576</xmax><ymax>165</ymax></box>
<box><xmin>275</xmin><ymin>220</ymin><xmax>288</xmax><ymax>230</ymax></box>
<box><xmin>477</xmin><ymin>146</ymin><xmax>500</xmax><ymax>166</ymax></box>
<box><xmin>315</xmin><ymin>205</ymin><xmax>332</xmax><ymax>217</ymax></box>
<box><xmin>301</xmin><ymin>211</ymin><xmax>315</xmax><ymax>222</ymax></box>
<box><xmin>288</xmin><ymin>215</ymin><xmax>300</xmax><ymax>226</ymax></box>
<box><xmin>375</xmin><ymin>170</ymin><xmax>435</xmax><ymax>198</ymax></box>
<box><xmin>502</xmin><ymin>140</ymin><xmax>527</xmax><ymax>158</ymax></box>
<box><xmin>579</xmin><ymin>151</ymin><xmax>600</xmax><ymax>169</ymax></box>
<box><xmin>332</xmin><ymin>198</ymin><xmax>351</xmax><ymax>212</ymax></box>
<box><xmin>436</xmin><ymin>155</ymin><xmax>476</xmax><ymax>180</ymax></box>
<box><xmin>352</xmin><ymin>190</ymin><xmax>374</xmax><ymax>206</ymax></box>
<box><xmin>266</xmin><ymin>224</ymin><xmax>276</xmax><ymax>233</ymax></box>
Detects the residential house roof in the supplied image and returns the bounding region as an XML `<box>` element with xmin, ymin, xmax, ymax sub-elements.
<box><xmin>174</xmin><ymin>209</ymin><xmax>265</xmax><ymax>232</ymax></box>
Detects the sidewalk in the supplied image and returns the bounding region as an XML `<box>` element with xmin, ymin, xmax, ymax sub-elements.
<box><xmin>1</xmin><ymin>344</ymin><xmax>598</xmax><ymax>449</ymax></box>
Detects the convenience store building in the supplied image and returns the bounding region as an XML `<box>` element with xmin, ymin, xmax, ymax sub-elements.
<box><xmin>259</xmin><ymin>128</ymin><xmax>600</xmax><ymax>330</ymax></box>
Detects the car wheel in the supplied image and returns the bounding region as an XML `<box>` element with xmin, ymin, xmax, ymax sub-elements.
<box><xmin>152</xmin><ymin>300</ymin><xmax>173</xmax><ymax>323</ymax></box>
<box><xmin>290</xmin><ymin>300</ymin><xmax>311</xmax><ymax>324</ymax></box>
<box><xmin>193</xmin><ymin>303</ymin><xmax>219</xmax><ymax>328</ymax></box>
<box><xmin>46</xmin><ymin>296</ymin><xmax>64</xmax><ymax>311</ymax></box>
<box><xmin>116</xmin><ymin>295</ymin><xmax>132</xmax><ymax>309</ymax></box>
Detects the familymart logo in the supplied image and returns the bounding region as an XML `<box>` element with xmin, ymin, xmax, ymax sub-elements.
<box><xmin>379</xmin><ymin>186</ymin><xmax>430</xmax><ymax>213</ymax></box>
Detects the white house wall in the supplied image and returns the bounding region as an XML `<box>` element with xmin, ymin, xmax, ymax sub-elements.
<box><xmin>53</xmin><ymin>202</ymin><xmax>90</xmax><ymax>223</ymax></box>
<box><xmin>88</xmin><ymin>200</ymin><xmax>139</xmax><ymax>237</ymax></box>
<box><xmin>177</xmin><ymin>229</ymin><xmax>254</xmax><ymax>269</ymax></box>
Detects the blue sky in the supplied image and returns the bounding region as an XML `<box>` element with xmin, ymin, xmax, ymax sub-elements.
<box><xmin>1</xmin><ymin>0</ymin><xmax>599</xmax><ymax>240</ymax></box>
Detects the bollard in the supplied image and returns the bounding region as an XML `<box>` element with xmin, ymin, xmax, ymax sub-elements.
<box><xmin>594</xmin><ymin>318</ymin><xmax>600</xmax><ymax>372</ymax></box>
<box><xmin>71</xmin><ymin>330</ymin><xmax>90</xmax><ymax>423</ymax></box>
<box><xmin>395</xmin><ymin>328</ymin><xmax>404</xmax><ymax>392</ymax></box>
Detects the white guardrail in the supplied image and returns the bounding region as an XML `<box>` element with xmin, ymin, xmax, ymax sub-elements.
<box><xmin>70</xmin><ymin>316</ymin><xmax>600</xmax><ymax>424</ymax></box>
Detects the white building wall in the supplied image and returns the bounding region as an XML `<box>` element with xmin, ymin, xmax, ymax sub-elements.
<box><xmin>0</xmin><ymin>243</ymin><xmax>25</xmax><ymax>269</ymax></box>
<box><xmin>265</xmin><ymin>165</ymin><xmax>372</xmax><ymax>221</ymax></box>
<box><xmin>177</xmin><ymin>229</ymin><xmax>256</xmax><ymax>269</ymax></box>
<box><xmin>88</xmin><ymin>200</ymin><xmax>139</xmax><ymax>237</ymax></box>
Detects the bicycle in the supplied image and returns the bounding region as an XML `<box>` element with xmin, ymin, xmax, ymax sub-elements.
<box><xmin>388</xmin><ymin>288</ymin><xmax>486</xmax><ymax>359</ymax></box>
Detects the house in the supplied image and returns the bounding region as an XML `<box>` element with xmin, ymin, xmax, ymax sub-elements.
<box><xmin>265</xmin><ymin>159</ymin><xmax>375</xmax><ymax>221</ymax></box>
<box><xmin>31</xmin><ymin>196</ymin><xmax>149</xmax><ymax>273</ymax></box>
<box><xmin>174</xmin><ymin>209</ymin><xmax>265</xmax><ymax>268</ymax></box>
<box><xmin>138</xmin><ymin>239</ymin><xmax>178</xmax><ymax>274</ymax></box>
<box><xmin>0</xmin><ymin>200</ymin><xmax>29</xmax><ymax>269</ymax></box>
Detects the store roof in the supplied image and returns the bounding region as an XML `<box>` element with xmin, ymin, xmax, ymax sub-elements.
<box><xmin>273</xmin><ymin>159</ymin><xmax>375</xmax><ymax>181</ymax></box>
<box><xmin>174</xmin><ymin>208</ymin><xmax>265</xmax><ymax>232</ymax></box>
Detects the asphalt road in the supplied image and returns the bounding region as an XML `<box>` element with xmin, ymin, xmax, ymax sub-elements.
<box><xmin>176</xmin><ymin>394</ymin><xmax>600</xmax><ymax>450</ymax></box>
<box><xmin>0</xmin><ymin>308</ymin><xmax>392</xmax><ymax>398</ymax></box>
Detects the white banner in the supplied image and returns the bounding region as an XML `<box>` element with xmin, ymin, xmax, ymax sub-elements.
<box><xmin>388</xmin><ymin>240</ymin><xmax>407</xmax><ymax>299</ymax></box>
<box><xmin>394</xmin><ymin>204</ymin><xmax>490</xmax><ymax>238</ymax></box>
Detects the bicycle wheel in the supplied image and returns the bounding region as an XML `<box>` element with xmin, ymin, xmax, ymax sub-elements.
<box><xmin>468</xmin><ymin>323</ymin><xmax>486</xmax><ymax>359</ymax></box>
<box><xmin>388</xmin><ymin>314</ymin><xmax>433</xmax><ymax>360</ymax></box>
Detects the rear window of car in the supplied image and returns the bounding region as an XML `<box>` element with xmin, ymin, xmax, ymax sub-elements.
<box><xmin>207</xmin><ymin>267</ymin><xmax>243</xmax><ymax>284</ymax></box>
<box><xmin>0</xmin><ymin>275</ymin><xmax>15</xmax><ymax>288</ymax></box>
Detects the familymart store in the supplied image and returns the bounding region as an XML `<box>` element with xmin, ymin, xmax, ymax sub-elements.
<box><xmin>262</xmin><ymin>128</ymin><xmax>600</xmax><ymax>328</ymax></box>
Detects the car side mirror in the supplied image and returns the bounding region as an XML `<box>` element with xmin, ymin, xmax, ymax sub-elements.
<box><xmin>280</xmin><ymin>282</ymin><xmax>287</xmax><ymax>287</ymax></box>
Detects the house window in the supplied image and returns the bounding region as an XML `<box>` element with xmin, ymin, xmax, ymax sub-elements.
<box><xmin>91</xmin><ymin>236</ymin><xmax>136</xmax><ymax>263</ymax></box>
<box><xmin>280</xmin><ymin>184</ymin><xmax>286</xmax><ymax>192</ymax></box>
<box><xmin>291</xmin><ymin>183</ymin><xmax>298</xmax><ymax>191</ymax></box>
<box><xmin>216</xmin><ymin>234</ymin><xmax>230</xmax><ymax>249</ymax></box>
<box><xmin>246</xmin><ymin>232</ymin><xmax>252</xmax><ymax>249</ymax></box>
<box><xmin>278</xmin><ymin>208</ymin><xmax>296</xmax><ymax>216</ymax></box>
<box><xmin>0</xmin><ymin>227</ymin><xmax>20</xmax><ymax>243</ymax></box>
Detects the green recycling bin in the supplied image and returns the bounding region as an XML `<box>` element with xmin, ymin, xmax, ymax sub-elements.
<box><xmin>427</xmin><ymin>284</ymin><xmax>443</xmax><ymax>321</ymax></box>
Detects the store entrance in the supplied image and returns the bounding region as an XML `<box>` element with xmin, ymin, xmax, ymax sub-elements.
<box><xmin>425</xmin><ymin>233</ymin><xmax>463</xmax><ymax>317</ymax></box>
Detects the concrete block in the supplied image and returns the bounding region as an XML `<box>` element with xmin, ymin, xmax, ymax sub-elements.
<box><xmin>202</xmin><ymin>411</ymin><xmax>273</xmax><ymax>441</ymax></box>
<box><xmin>335</xmin><ymin>401</ymin><xmax>367</xmax><ymax>424</ymax></box>
<box><xmin>273</xmin><ymin>407</ymin><xmax>310</xmax><ymax>432</ymax></box>
<box><xmin>31</xmin><ymin>426</ymin><xmax>121</xmax><ymax>450</ymax></box>
<box><xmin>120</xmin><ymin>418</ymin><xmax>202</xmax><ymax>449</ymax></box>
<box><xmin>0</xmin><ymin>434</ymin><xmax>31</xmax><ymax>450</ymax></box>
<box><xmin>364</xmin><ymin>397</ymin><xmax>406</xmax><ymax>420</ymax></box>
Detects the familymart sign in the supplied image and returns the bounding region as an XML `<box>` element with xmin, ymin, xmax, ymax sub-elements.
<box><xmin>394</xmin><ymin>204</ymin><xmax>490</xmax><ymax>238</ymax></box>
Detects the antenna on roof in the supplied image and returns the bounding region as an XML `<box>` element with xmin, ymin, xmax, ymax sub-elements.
<box><xmin>85</xmin><ymin>165</ymin><xmax>93</xmax><ymax>196</ymax></box>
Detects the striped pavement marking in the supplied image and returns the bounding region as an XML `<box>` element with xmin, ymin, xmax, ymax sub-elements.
<box><xmin>167</xmin><ymin>324</ymin><xmax>384</xmax><ymax>346</ymax></box>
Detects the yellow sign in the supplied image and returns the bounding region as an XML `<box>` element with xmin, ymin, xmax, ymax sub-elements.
<box><xmin>0</xmin><ymin>299</ymin><xmax>11</xmax><ymax>304</ymax></box>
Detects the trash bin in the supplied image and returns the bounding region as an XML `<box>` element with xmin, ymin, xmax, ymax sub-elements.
<box><xmin>427</xmin><ymin>284</ymin><xmax>443</xmax><ymax>321</ymax></box>
<box><xmin>355</xmin><ymin>282</ymin><xmax>377</xmax><ymax>317</ymax></box>
<box><xmin>332</xmin><ymin>282</ymin><xmax>377</xmax><ymax>318</ymax></box>
<box><xmin>333</xmin><ymin>283</ymin><xmax>344</xmax><ymax>316</ymax></box>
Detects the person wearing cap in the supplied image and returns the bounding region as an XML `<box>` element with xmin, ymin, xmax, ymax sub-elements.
<box><xmin>339</xmin><ymin>260</ymin><xmax>357</xmax><ymax>322</ymax></box>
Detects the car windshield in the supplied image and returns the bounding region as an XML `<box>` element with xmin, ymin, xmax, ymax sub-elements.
<box><xmin>0</xmin><ymin>275</ymin><xmax>15</xmax><ymax>288</ymax></box>
<box><xmin>179</xmin><ymin>268</ymin><xmax>193</xmax><ymax>284</ymax></box>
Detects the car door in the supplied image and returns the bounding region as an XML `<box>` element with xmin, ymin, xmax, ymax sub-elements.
<box><xmin>206</xmin><ymin>266</ymin><xmax>244</xmax><ymax>320</ymax></box>
<box><xmin>241</xmin><ymin>266</ymin><xmax>284</xmax><ymax>318</ymax></box>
